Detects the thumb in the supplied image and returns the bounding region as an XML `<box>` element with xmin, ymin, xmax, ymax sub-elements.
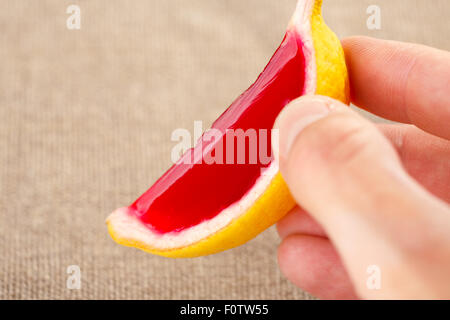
<box><xmin>273</xmin><ymin>95</ymin><xmax>450</xmax><ymax>299</ymax></box>
<box><xmin>273</xmin><ymin>95</ymin><xmax>404</xmax><ymax>223</ymax></box>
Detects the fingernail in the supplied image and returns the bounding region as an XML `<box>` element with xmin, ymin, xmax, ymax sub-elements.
<box><xmin>273</xmin><ymin>96</ymin><xmax>331</xmax><ymax>163</ymax></box>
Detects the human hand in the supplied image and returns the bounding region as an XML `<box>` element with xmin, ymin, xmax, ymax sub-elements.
<box><xmin>273</xmin><ymin>36</ymin><xmax>450</xmax><ymax>299</ymax></box>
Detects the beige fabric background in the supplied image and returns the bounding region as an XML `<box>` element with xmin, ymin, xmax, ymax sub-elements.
<box><xmin>1</xmin><ymin>0</ymin><xmax>449</xmax><ymax>300</ymax></box>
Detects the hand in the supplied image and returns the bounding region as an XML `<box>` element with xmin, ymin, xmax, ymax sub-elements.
<box><xmin>273</xmin><ymin>36</ymin><xmax>450</xmax><ymax>299</ymax></box>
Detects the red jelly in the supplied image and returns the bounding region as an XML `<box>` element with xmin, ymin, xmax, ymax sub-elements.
<box><xmin>131</xmin><ymin>29</ymin><xmax>306</xmax><ymax>233</ymax></box>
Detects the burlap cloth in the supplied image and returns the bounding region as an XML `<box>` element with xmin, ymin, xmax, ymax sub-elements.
<box><xmin>1</xmin><ymin>0</ymin><xmax>449</xmax><ymax>300</ymax></box>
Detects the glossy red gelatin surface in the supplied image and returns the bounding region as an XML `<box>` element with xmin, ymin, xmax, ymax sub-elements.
<box><xmin>131</xmin><ymin>29</ymin><xmax>306</xmax><ymax>233</ymax></box>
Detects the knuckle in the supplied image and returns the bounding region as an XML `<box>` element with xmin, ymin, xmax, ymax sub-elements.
<box><xmin>300</xmin><ymin>113</ymin><xmax>376</xmax><ymax>166</ymax></box>
<box><xmin>328</xmin><ymin>125</ymin><xmax>373</xmax><ymax>165</ymax></box>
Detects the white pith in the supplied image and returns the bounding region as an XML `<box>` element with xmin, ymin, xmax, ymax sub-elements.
<box><xmin>107</xmin><ymin>0</ymin><xmax>318</xmax><ymax>251</ymax></box>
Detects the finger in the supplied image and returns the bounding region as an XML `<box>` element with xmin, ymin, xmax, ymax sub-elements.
<box><xmin>342</xmin><ymin>36</ymin><xmax>450</xmax><ymax>140</ymax></box>
<box><xmin>277</xmin><ymin>206</ymin><xmax>326</xmax><ymax>239</ymax></box>
<box><xmin>278</xmin><ymin>125</ymin><xmax>450</xmax><ymax>246</ymax></box>
<box><xmin>378</xmin><ymin>124</ymin><xmax>450</xmax><ymax>202</ymax></box>
<box><xmin>273</xmin><ymin>95</ymin><xmax>450</xmax><ymax>298</ymax></box>
<box><xmin>278</xmin><ymin>235</ymin><xmax>358</xmax><ymax>300</ymax></box>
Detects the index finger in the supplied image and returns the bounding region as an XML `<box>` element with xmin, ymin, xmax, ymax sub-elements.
<box><xmin>342</xmin><ymin>36</ymin><xmax>450</xmax><ymax>140</ymax></box>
